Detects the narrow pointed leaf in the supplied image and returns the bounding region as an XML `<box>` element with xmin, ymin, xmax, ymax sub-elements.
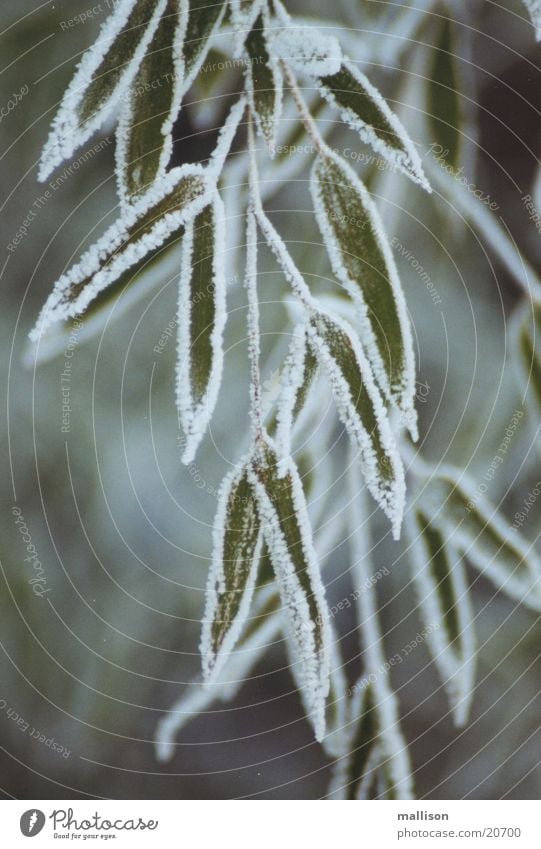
<box><xmin>410</xmin><ymin>511</ymin><xmax>476</xmax><ymax>726</ymax></box>
<box><xmin>245</xmin><ymin>12</ymin><xmax>283</xmax><ymax>151</ymax></box>
<box><xmin>39</xmin><ymin>0</ymin><xmax>168</xmax><ymax>181</ymax></box>
<box><xmin>156</xmin><ymin>515</ymin><xmax>345</xmax><ymax>760</ymax></box>
<box><xmin>249</xmin><ymin>437</ymin><xmax>331</xmax><ymax>740</ymax></box>
<box><xmin>116</xmin><ymin>0</ymin><xmax>188</xmax><ymax>204</ymax></box>
<box><xmin>29</xmin><ymin>165</ymin><xmax>210</xmax><ymax>341</ymax></box>
<box><xmin>317</xmin><ymin>60</ymin><xmax>429</xmax><ymax>189</ymax></box>
<box><xmin>311</xmin><ymin>149</ymin><xmax>418</xmax><ymax>436</ymax></box>
<box><xmin>427</xmin><ymin>18</ymin><xmax>462</xmax><ymax>168</ymax></box>
<box><xmin>308</xmin><ymin>309</ymin><xmax>405</xmax><ymax>537</ymax></box>
<box><xmin>183</xmin><ymin>0</ymin><xmax>228</xmax><ymax>88</ymax></box>
<box><xmin>417</xmin><ymin>468</ymin><xmax>541</xmax><ymax>611</ymax></box>
<box><xmin>177</xmin><ymin>193</ymin><xmax>227</xmax><ymax>463</ymax></box>
<box><xmin>200</xmin><ymin>464</ymin><xmax>262</xmax><ymax>679</ymax></box>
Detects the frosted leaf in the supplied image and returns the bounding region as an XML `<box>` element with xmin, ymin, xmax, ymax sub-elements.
<box><xmin>249</xmin><ymin>436</ymin><xmax>331</xmax><ymax>741</ymax></box>
<box><xmin>39</xmin><ymin>0</ymin><xmax>168</xmax><ymax>181</ymax></box>
<box><xmin>155</xmin><ymin>511</ymin><xmax>347</xmax><ymax>760</ymax></box>
<box><xmin>200</xmin><ymin>463</ymin><xmax>262</xmax><ymax>679</ymax></box>
<box><xmin>269</xmin><ymin>26</ymin><xmax>342</xmax><ymax>77</ymax></box>
<box><xmin>26</xmin><ymin>241</ymin><xmax>183</xmax><ymax>366</ymax></box>
<box><xmin>307</xmin><ymin>309</ymin><xmax>406</xmax><ymax>538</ymax></box>
<box><xmin>427</xmin><ymin>17</ymin><xmax>462</xmax><ymax>169</ymax></box>
<box><xmin>274</xmin><ymin>324</ymin><xmax>318</xmax><ymax>475</ymax></box>
<box><xmin>176</xmin><ymin>192</ymin><xmax>227</xmax><ymax>463</ymax></box>
<box><xmin>29</xmin><ymin>165</ymin><xmax>210</xmax><ymax>342</ymax></box>
<box><xmin>245</xmin><ymin>11</ymin><xmax>283</xmax><ymax>152</ymax></box>
<box><xmin>182</xmin><ymin>0</ymin><xmax>228</xmax><ymax>92</ymax></box>
<box><xmin>311</xmin><ymin>149</ymin><xmax>418</xmax><ymax>438</ymax></box>
<box><xmin>116</xmin><ymin>0</ymin><xmax>188</xmax><ymax>205</ymax></box>
<box><xmin>316</xmin><ymin>60</ymin><xmax>430</xmax><ymax>191</ymax></box>
<box><xmin>522</xmin><ymin>0</ymin><xmax>541</xmax><ymax>40</ymax></box>
<box><xmin>425</xmin><ymin>155</ymin><xmax>541</xmax><ymax>300</ymax></box>
<box><xmin>417</xmin><ymin>467</ymin><xmax>541</xmax><ymax>612</ymax></box>
<box><xmin>408</xmin><ymin>511</ymin><xmax>476</xmax><ymax>727</ymax></box>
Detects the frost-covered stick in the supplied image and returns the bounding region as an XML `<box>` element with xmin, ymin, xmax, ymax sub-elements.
<box><xmin>347</xmin><ymin>455</ymin><xmax>414</xmax><ymax>799</ymax></box>
<box><xmin>207</xmin><ymin>95</ymin><xmax>247</xmax><ymax>181</ymax></box>
<box><xmin>280</xmin><ymin>61</ymin><xmax>328</xmax><ymax>157</ymax></box>
<box><xmin>245</xmin><ymin>120</ymin><xmax>264</xmax><ymax>436</ymax></box>
<box><xmin>247</xmin><ymin>116</ymin><xmax>316</xmax><ymax>312</ymax></box>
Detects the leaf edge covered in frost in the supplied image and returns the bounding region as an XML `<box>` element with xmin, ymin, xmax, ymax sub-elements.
<box><xmin>307</xmin><ymin>308</ymin><xmax>406</xmax><ymax>538</ymax></box>
<box><xmin>317</xmin><ymin>59</ymin><xmax>430</xmax><ymax>191</ymax></box>
<box><xmin>248</xmin><ymin>436</ymin><xmax>331</xmax><ymax>741</ymax></box>
<box><xmin>310</xmin><ymin>147</ymin><xmax>418</xmax><ymax>438</ymax></box>
<box><xmin>200</xmin><ymin>460</ymin><xmax>262</xmax><ymax>680</ymax></box>
<box><xmin>176</xmin><ymin>192</ymin><xmax>227</xmax><ymax>464</ymax></box>
<box><xmin>245</xmin><ymin>9</ymin><xmax>283</xmax><ymax>152</ymax></box>
<box><xmin>39</xmin><ymin>0</ymin><xmax>169</xmax><ymax>182</ymax></box>
<box><xmin>115</xmin><ymin>0</ymin><xmax>189</xmax><ymax>206</ymax></box>
<box><xmin>29</xmin><ymin>164</ymin><xmax>211</xmax><ymax>342</ymax></box>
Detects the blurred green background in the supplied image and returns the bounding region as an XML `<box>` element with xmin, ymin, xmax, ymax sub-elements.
<box><xmin>1</xmin><ymin>0</ymin><xmax>541</xmax><ymax>799</ymax></box>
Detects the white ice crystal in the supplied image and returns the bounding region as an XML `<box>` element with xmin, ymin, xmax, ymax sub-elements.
<box><xmin>268</xmin><ymin>26</ymin><xmax>342</xmax><ymax>78</ymax></box>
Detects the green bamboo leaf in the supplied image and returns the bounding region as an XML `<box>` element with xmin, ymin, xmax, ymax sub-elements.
<box><xmin>117</xmin><ymin>0</ymin><xmax>188</xmax><ymax>203</ymax></box>
<box><xmin>409</xmin><ymin>510</ymin><xmax>476</xmax><ymax>726</ymax></box>
<box><xmin>427</xmin><ymin>17</ymin><xmax>462</xmax><ymax>168</ymax></box>
<box><xmin>417</xmin><ymin>467</ymin><xmax>541</xmax><ymax>611</ymax></box>
<box><xmin>311</xmin><ymin>149</ymin><xmax>417</xmax><ymax>436</ymax></box>
<box><xmin>200</xmin><ymin>465</ymin><xmax>262</xmax><ymax>678</ymax></box>
<box><xmin>39</xmin><ymin>0</ymin><xmax>169</xmax><ymax>180</ymax></box>
<box><xmin>307</xmin><ymin>309</ymin><xmax>405</xmax><ymax>536</ymax></box>
<box><xmin>249</xmin><ymin>436</ymin><xmax>330</xmax><ymax>740</ymax></box>
<box><xmin>184</xmin><ymin>0</ymin><xmax>228</xmax><ymax>86</ymax></box>
<box><xmin>317</xmin><ymin>60</ymin><xmax>429</xmax><ymax>189</ymax></box>
<box><xmin>177</xmin><ymin>194</ymin><xmax>227</xmax><ymax>463</ymax></box>
<box><xmin>245</xmin><ymin>12</ymin><xmax>283</xmax><ymax>150</ymax></box>
<box><xmin>29</xmin><ymin>165</ymin><xmax>210</xmax><ymax>342</ymax></box>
